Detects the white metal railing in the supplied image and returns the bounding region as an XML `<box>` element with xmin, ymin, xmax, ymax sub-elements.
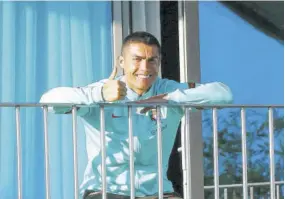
<box><xmin>204</xmin><ymin>181</ymin><xmax>284</xmax><ymax>199</ymax></box>
<box><xmin>0</xmin><ymin>103</ymin><xmax>284</xmax><ymax>199</ymax></box>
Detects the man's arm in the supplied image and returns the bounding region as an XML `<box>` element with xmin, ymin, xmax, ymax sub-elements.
<box><xmin>166</xmin><ymin>81</ymin><xmax>233</xmax><ymax>104</ymax></box>
<box><xmin>39</xmin><ymin>80</ymin><xmax>107</xmax><ymax>115</ymax></box>
<box><xmin>137</xmin><ymin>81</ymin><xmax>233</xmax><ymax>105</ymax></box>
<box><xmin>39</xmin><ymin>66</ymin><xmax>127</xmax><ymax>115</ymax></box>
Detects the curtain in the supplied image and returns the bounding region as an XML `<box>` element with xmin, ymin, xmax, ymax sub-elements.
<box><xmin>0</xmin><ymin>1</ymin><xmax>112</xmax><ymax>199</ymax></box>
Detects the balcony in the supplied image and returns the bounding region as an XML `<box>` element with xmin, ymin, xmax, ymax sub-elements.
<box><xmin>0</xmin><ymin>102</ymin><xmax>283</xmax><ymax>199</ymax></box>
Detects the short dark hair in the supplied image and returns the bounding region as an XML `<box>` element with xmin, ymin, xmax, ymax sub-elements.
<box><xmin>121</xmin><ymin>31</ymin><xmax>161</xmax><ymax>54</ymax></box>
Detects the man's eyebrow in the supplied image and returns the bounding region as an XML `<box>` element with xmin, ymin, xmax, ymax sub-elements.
<box><xmin>131</xmin><ymin>55</ymin><xmax>159</xmax><ymax>59</ymax></box>
<box><xmin>148</xmin><ymin>56</ymin><xmax>159</xmax><ymax>59</ymax></box>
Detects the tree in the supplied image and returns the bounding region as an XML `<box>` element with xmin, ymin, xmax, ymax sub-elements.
<box><xmin>203</xmin><ymin>108</ymin><xmax>284</xmax><ymax>198</ymax></box>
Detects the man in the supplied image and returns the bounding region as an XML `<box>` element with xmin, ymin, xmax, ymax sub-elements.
<box><xmin>40</xmin><ymin>31</ymin><xmax>233</xmax><ymax>199</ymax></box>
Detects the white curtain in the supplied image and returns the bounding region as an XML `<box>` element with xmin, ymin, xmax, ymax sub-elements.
<box><xmin>0</xmin><ymin>1</ymin><xmax>112</xmax><ymax>199</ymax></box>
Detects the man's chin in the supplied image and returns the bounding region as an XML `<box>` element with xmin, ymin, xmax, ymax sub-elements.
<box><xmin>137</xmin><ymin>85</ymin><xmax>152</xmax><ymax>93</ymax></box>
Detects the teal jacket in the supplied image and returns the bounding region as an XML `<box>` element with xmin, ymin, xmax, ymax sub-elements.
<box><xmin>40</xmin><ymin>77</ymin><xmax>233</xmax><ymax>197</ymax></box>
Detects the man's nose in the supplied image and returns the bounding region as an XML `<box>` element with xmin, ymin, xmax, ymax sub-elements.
<box><xmin>139</xmin><ymin>59</ymin><xmax>151</xmax><ymax>70</ymax></box>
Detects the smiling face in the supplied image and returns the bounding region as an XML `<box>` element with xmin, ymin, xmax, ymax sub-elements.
<box><xmin>120</xmin><ymin>42</ymin><xmax>160</xmax><ymax>95</ymax></box>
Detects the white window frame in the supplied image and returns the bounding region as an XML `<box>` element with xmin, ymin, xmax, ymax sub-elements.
<box><xmin>178</xmin><ymin>1</ymin><xmax>204</xmax><ymax>199</ymax></box>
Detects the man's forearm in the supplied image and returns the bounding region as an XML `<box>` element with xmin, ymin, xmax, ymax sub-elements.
<box><xmin>166</xmin><ymin>82</ymin><xmax>233</xmax><ymax>104</ymax></box>
<box><xmin>39</xmin><ymin>81</ymin><xmax>107</xmax><ymax>114</ymax></box>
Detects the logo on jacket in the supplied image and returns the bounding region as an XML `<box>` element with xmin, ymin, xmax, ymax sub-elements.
<box><xmin>112</xmin><ymin>113</ymin><xmax>122</xmax><ymax>118</ymax></box>
<box><xmin>150</xmin><ymin>120</ymin><xmax>167</xmax><ymax>135</ymax></box>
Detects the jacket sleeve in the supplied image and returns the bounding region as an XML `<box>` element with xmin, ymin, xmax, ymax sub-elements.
<box><xmin>165</xmin><ymin>81</ymin><xmax>233</xmax><ymax>105</ymax></box>
<box><xmin>39</xmin><ymin>80</ymin><xmax>107</xmax><ymax>116</ymax></box>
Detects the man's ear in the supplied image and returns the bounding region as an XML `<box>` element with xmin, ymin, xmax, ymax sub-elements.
<box><xmin>119</xmin><ymin>56</ymin><xmax>124</xmax><ymax>69</ymax></box>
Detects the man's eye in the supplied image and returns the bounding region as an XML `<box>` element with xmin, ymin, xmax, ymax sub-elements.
<box><xmin>133</xmin><ymin>57</ymin><xmax>141</xmax><ymax>61</ymax></box>
<box><xmin>148</xmin><ymin>59</ymin><xmax>157</xmax><ymax>63</ymax></box>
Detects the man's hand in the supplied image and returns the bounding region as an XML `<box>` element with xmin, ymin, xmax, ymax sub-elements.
<box><xmin>135</xmin><ymin>94</ymin><xmax>168</xmax><ymax>117</ymax></box>
<box><xmin>137</xmin><ymin>93</ymin><xmax>204</xmax><ymax>115</ymax></box>
<box><xmin>102</xmin><ymin>66</ymin><xmax>127</xmax><ymax>102</ymax></box>
<box><xmin>136</xmin><ymin>94</ymin><xmax>168</xmax><ymax>104</ymax></box>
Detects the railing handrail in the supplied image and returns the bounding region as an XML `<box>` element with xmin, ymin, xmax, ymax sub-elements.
<box><xmin>0</xmin><ymin>102</ymin><xmax>284</xmax><ymax>108</ymax></box>
<box><xmin>204</xmin><ymin>181</ymin><xmax>284</xmax><ymax>189</ymax></box>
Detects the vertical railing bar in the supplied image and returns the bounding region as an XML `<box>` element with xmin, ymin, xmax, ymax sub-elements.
<box><xmin>156</xmin><ymin>106</ymin><xmax>163</xmax><ymax>199</ymax></box>
<box><xmin>276</xmin><ymin>185</ymin><xmax>280</xmax><ymax>199</ymax></box>
<box><xmin>233</xmin><ymin>189</ymin><xmax>236</xmax><ymax>199</ymax></box>
<box><xmin>241</xmin><ymin>108</ymin><xmax>248</xmax><ymax>199</ymax></box>
<box><xmin>15</xmin><ymin>106</ymin><xmax>22</xmax><ymax>199</ymax></box>
<box><xmin>43</xmin><ymin>106</ymin><xmax>50</xmax><ymax>199</ymax></box>
<box><xmin>181</xmin><ymin>108</ymin><xmax>188</xmax><ymax>199</ymax></box>
<box><xmin>224</xmin><ymin>188</ymin><xmax>228</xmax><ymax>199</ymax></box>
<box><xmin>100</xmin><ymin>106</ymin><xmax>107</xmax><ymax>199</ymax></box>
<box><xmin>268</xmin><ymin>108</ymin><xmax>275</xmax><ymax>199</ymax></box>
<box><xmin>128</xmin><ymin>106</ymin><xmax>135</xmax><ymax>199</ymax></box>
<box><xmin>72</xmin><ymin>106</ymin><xmax>79</xmax><ymax>199</ymax></box>
<box><xmin>185</xmin><ymin>108</ymin><xmax>191</xmax><ymax>199</ymax></box>
<box><xmin>250</xmin><ymin>187</ymin><xmax>254</xmax><ymax>199</ymax></box>
<box><xmin>213</xmin><ymin>108</ymin><xmax>219</xmax><ymax>199</ymax></box>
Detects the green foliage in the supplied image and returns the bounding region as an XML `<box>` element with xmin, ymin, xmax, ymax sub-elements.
<box><xmin>202</xmin><ymin>108</ymin><xmax>284</xmax><ymax>198</ymax></box>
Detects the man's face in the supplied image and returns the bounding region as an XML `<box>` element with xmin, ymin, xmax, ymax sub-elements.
<box><xmin>120</xmin><ymin>42</ymin><xmax>160</xmax><ymax>95</ymax></box>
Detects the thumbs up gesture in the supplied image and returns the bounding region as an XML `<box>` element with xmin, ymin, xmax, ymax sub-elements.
<box><xmin>102</xmin><ymin>66</ymin><xmax>127</xmax><ymax>102</ymax></box>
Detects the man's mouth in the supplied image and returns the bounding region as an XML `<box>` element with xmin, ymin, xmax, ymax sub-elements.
<box><xmin>135</xmin><ymin>74</ymin><xmax>152</xmax><ymax>79</ymax></box>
